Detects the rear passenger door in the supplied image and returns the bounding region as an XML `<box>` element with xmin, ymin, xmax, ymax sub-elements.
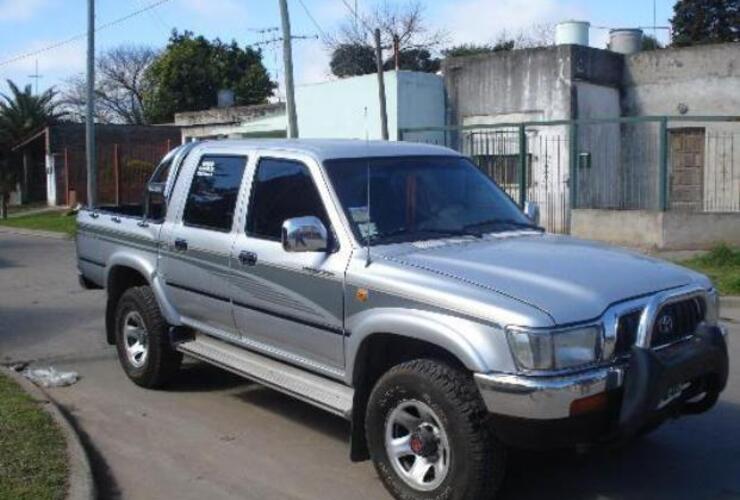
<box><xmin>229</xmin><ymin>154</ymin><xmax>348</xmax><ymax>375</ymax></box>
<box><xmin>159</xmin><ymin>153</ymin><xmax>248</xmax><ymax>335</ymax></box>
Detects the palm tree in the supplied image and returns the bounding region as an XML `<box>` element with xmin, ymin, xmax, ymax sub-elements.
<box><xmin>0</xmin><ymin>80</ymin><xmax>64</xmax><ymax>218</ymax></box>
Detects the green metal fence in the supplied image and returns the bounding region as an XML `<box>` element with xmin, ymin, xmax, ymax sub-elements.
<box><xmin>400</xmin><ymin>115</ymin><xmax>740</xmax><ymax>234</ymax></box>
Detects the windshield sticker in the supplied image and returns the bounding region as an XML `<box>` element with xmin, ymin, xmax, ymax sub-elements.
<box><xmin>348</xmin><ymin>206</ymin><xmax>370</xmax><ymax>223</ymax></box>
<box><xmin>196</xmin><ymin>160</ymin><xmax>216</xmax><ymax>177</ymax></box>
<box><xmin>349</xmin><ymin>206</ymin><xmax>377</xmax><ymax>239</ymax></box>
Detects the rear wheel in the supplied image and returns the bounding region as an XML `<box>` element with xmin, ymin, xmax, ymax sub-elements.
<box><xmin>366</xmin><ymin>359</ymin><xmax>506</xmax><ymax>500</ymax></box>
<box><xmin>115</xmin><ymin>286</ymin><xmax>182</xmax><ymax>388</ymax></box>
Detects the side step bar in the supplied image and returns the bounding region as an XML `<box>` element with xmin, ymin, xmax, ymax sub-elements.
<box><xmin>176</xmin><ymin>333</ymin><xmax>353</xmax><ymax>419</ymax></box>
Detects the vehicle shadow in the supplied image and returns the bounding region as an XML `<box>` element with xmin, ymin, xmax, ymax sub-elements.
<box><xmin>167</xmin><ymin>359</ymin><xmax>249</xmax><ymax>392</ymax></box>
<box><xmin>499</xmin><ymin>400</ymin><xmax>740</xmax><ymax>500</ymax></box>
<box><xmin>232</xmin><ymin>384</ymin><xmax>351</xmax><ymax>443</ymax></box>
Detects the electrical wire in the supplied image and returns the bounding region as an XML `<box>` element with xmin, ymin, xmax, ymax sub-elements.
<box><xmin>0</xmin><ymin>0</ymin><xmax>172</xmax><ymax>68</ymax></box>
<box><xmin>296</xmin><ymin>0</ymin><xmax>328</xmax><ymax>41</ymax></box>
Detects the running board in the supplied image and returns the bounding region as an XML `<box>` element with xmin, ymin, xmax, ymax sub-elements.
<box><xmin>176</xmin><ymin>333</ymin><xmax>353</xmax><ymax>419</ymax></box>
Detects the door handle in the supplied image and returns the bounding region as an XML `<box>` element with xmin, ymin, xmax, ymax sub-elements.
<box><xmin>174</xmin><ymin>238</ymin><xmax>188</xmax><ymax>252</ymax></box>
<box><xmin>238</xmin><ymin>250</ymin><xmax>258</xmax><ymax>266</ymax></box>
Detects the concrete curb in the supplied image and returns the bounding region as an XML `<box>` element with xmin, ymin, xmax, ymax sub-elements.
<box><xmin>721</xmin><ymin>296</ymin><xmax>740</xmax><ymax>308</ymax></box>
<box><xmin>0</xmin><ymin>367</ymin><xmax>96</xmax><ymax>500</ymax></box>
<box><xmin>0</xmin><ymin>226</ymin><xmax>71</xmax><ymax>240</ymax></box>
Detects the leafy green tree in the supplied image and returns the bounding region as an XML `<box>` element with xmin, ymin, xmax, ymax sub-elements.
<box><xmin>143</xmin><ymin>31</ymin><xmax>275</xmax><ymax>123</ymax></box>
<box><xmin>0</xmin><ymin>80</ymin><xmax>63</xmax><ymax>217</ymax></box>
<box><xmin>384</xmin><ymin>48</ymin><xmax>440</xmax><ymax>72</ymax></box>
<box><xmin>641</xmin><ymin>34</ymin><xmax>664</xmax><ymax>50</ymax></box>
<box><xmin>442</xmin><ymin>40</ymin><xmax>518</xmax><ymax>59</ymax></box>
<box><xmin>327</xmin><ymin>1</ymin><xmax>447</xmax><ymax>78</ymax></box>
<box><xmin>671</xmin><ymin>0</ymin><xmax>739</xmax><ymax>46</ymax></box>
<box><xmin>330</xmin><ymin>43</ymin><xmax>377</xmax><ymax>77</ymax></box>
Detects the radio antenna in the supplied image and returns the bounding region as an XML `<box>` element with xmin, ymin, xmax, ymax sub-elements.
<box><xmin>364</xmin><ymin>106</ymin><xmax>372</xmax><ymax>267</ymax></box>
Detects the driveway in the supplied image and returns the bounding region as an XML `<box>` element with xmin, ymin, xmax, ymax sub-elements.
<box><xmin>1</xmin><ymin>232</ymin><xmax>739</xmax><ymax>500</ymax></box>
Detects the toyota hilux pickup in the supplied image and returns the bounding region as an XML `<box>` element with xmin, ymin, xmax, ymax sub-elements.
<box><xmin>76</xmin><ymin>139</ymin><xmax>729</xmax><ymax>500</ymax></box>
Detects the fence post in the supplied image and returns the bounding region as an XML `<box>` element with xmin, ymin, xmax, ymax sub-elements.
<box><xmin>518</xmin><ymin>124</ymin><xmax>527</xmax><ymax>207</ymax></box>
<box><xmin>658</xmin><ymin>117</ymin><xmax>669</xmax><ymax>211</ymax></box>
<box><xmin>113</xmin><ymin>143</ymin><xmax>120</xmax><ymax>205</ymax></box>
<box><xmin>569</xmin><ymin>122</ymin><xmax>578</xmax><ymax>210</ymax></box>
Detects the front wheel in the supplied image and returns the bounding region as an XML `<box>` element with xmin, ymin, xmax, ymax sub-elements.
<box><xmin>114</xmin><ymin>286</ymin><xmax>182</xmax><ymax>388</ymax></box>
<box><xmin>366</xmin><ymin>359</ymin><xmax>506</xmax><ymax>500</ymax></box>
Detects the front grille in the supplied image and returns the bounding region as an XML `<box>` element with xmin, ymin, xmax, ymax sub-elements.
<box><xmin>614</xmin><ymin>297</ymin><xmax>706</xmax><ymax>356</ymax></box>
<box><xmin>651</xmin><ymin>297</ymin><xmax>706</xmax><ymax>347</ymax></box>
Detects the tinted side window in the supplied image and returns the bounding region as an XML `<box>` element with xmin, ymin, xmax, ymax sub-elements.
<box><xmin>246</xmin><ymin>158</ymin><xmax>329</xmax><ymax>240</ymax></box>
<box><xmin>182</xmin><ymin>155</ymin><xmax>247</xmax><ymax>231</ymax></box>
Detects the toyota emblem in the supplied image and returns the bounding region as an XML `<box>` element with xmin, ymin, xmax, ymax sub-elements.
<box><xmin>657</xmin><ymin>314</ymin><xmax>674</xmax><ymax>335</ymax></box>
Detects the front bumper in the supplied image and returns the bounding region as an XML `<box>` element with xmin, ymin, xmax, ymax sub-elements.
<box><xmin>475</xmin><ymin>323</ymin><xmax>728</xmax><ymax>447</ymax></box>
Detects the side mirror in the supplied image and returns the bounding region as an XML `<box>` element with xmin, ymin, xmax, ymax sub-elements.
<box><xmin>281</xmin><ymin>216</ymin><xmax>329</xmax><ymax>253</ymax></box>
<box><xmin>524</xmin><ymin>201</ymin><xmax>540</xmax><ymax>226</ymax></box>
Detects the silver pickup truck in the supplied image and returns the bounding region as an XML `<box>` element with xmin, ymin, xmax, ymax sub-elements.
<box><xmin>77</xmin><ymin>139</ymin><xmax>729</xmax><ymax>500</ymax></box>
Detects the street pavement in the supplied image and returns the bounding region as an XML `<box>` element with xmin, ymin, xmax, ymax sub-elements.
<box><xmin>1</xmin><ymin>231</ymin><xmax>739</xmax><ymax>500</ymax></box>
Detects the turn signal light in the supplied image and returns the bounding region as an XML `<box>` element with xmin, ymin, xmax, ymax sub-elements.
<box><xmin>570</xmin><ymin>392</ymin><xmax>609</xmax><ymax>416</ymax></box>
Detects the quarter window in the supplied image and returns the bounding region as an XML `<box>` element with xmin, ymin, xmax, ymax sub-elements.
<box><xmin>182</xmin><ymin>155</ymin><xmax>247</xmax><ymax>231</ymax></box>
<box><xmin>246</xmin><ymin>158</ymin><xmax>330</xmax><ymax>241</ymax></box>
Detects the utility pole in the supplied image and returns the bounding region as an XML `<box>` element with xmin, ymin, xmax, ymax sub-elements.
<box><xmin>86</xmin><ymin>0</ymin><xmax>97</xmax><ymax>207</ymax></box>
<box><xmin>278</xmin><ymin>0</ymin><xmax>298</xmax><ymax>138</ymax></box>
<box><xmin>28</xmin><ymin>60</ymin><xmax>43</xmax><ymax>95</ymax></box>
<box><xmin>374</xmin><ymin>28</ymin><xmax>389</xmax><ymax>140</ymax></box>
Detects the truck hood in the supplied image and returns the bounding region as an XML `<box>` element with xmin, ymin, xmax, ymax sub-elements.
<box><xmin>380</xmin><ymin>233</ymin><xmax>705</xmax><ymax>325</ymax></box>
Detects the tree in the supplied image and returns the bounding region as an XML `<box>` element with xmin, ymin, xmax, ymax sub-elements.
<box><xmin>442</xmin><ymin>24</ymin><xmax>553</xmax><ymax>60</ymax></box>
<box><xmin>671</xmin><ymin>0</ymin><xmax>739</xmax><ymax>46</ymax></box>
<box><xmin>383</xmin><ymin>48</ymin><xmax>440</xmax><ymax>72</ymax></box>
<box><xmin>143</xmin><ymin>31</ymin><xmax>275</xmax><ymax>123</ymax></box>
<box><xmin>642</xmin><ymin>34</ymin><xmax>664</xmax><ymax>50</ymax></box>
<box><xmin>330</xmin><ymin>43</ymin><xmax>376</xmax><ymax>77</ymax></box>
<box><xmin>327</xmin><ymin>1</ymin><xmax>447</xmax><ymax>77</ymax></box>
<box><xmin>61</xmin><ymin>45</ymin><xmax>158</xmax><ymax>124</ymax></box>
<box><xmin>0</xmin><ymin>80</ymin><xmax>63</xmax><ymax>218</ymax></box>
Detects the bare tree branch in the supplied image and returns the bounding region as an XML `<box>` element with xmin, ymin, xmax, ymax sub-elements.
<box><xmin>59</xmin><ymin>45</ymin><xmax>158</xmax><ymax>124</ymax></box>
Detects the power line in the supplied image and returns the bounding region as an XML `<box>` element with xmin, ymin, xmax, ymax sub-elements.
<box><xmin>0</xmin><ymin>0</ymin><xmax>171</xmax><ymax>68</ymax></box>
<box><xmin>296</xmin><ymin>0</ymin><xmax>328</xmax><ymax>42</ymax></box>
<box><xmin>339</xmin><ymin>0</ymin><xmax>372</xmax><ymax>32</ymax></box>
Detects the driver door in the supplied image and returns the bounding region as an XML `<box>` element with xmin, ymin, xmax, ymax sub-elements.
<box><xmin>229</xmin><ymin>154</ymin><xmax>348</xmax><ymax>374</ymax></box>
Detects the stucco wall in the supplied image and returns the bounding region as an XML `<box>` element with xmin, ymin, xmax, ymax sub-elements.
<box><xmin>572</xmin><ymin>209</ymin><xmax>740</xmax><ymax>250</ymax></box>
<box><xmin>296</xmin><ymin>71</ymin><xmax>444</xmax><ymax>141</ymax></box>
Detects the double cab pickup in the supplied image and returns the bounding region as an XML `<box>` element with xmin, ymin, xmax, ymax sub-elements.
<box><xmin>77</xmin><ymin>140</ymin><xmax>729</xmax><ymax>500</ymax></box>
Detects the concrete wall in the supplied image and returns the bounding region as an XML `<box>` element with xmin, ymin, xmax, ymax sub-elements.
<box><xmin>175</xmin><ymin>103</ymin><xmax>286</xmax><ymax>142</ymax></box>
<box><xmin>572</xmin><ymin>209</ymin><xmax>740</xmax><ymax>250</ymax></box>
<box><xmin>622</xmin><ymin>43</ymin><xmax>740</xmax><ymax>117</ymax></box>
<box><xmin>443</xmin><ymin>46</ymin><xmax>572</xmax><ymax>128</ymax></box>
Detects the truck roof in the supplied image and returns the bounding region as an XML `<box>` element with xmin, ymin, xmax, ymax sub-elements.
<box><xmin>194</xmin><ymin>138</ymin><xmax>460</xmax><ymax>162</ymax></box>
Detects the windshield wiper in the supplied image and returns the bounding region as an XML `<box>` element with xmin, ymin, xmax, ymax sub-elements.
<box><xmin>463</xmin><ymin>218</ymin><xmax>544</xmax><ymax>232</ymax></box>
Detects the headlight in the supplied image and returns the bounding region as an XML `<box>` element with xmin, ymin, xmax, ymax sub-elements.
<box><xmin>507</xmin><ymin>325</ymin><xmax>601</xmax><ymax>371</ymax></box>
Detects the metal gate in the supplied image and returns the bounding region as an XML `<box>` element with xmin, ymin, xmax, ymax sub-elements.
<box><xmin>399</xmin><ymin>115</ymin><xmax>740</xmax><ymax>235</ymax></box>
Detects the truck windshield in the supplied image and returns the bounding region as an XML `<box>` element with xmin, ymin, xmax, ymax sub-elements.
<box><xmin>323</xmin><ymin>155</ymin><xmax>538</xmax><ymax>246</ymax></box>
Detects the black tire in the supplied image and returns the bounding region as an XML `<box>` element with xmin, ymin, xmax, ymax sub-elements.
<box><xmin>114</xmin><ymin>285</ymin><xmax>182</xmax><ymax>388</ymax></box>
<box><xmin>366</xmin><ymin>359</ymin><xmax>506</xmax><ymax>500</ymax></box>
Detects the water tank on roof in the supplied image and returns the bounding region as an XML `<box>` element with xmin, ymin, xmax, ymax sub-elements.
<box><xmin>555</xmin><ymin>21</ymin><xmax>590</xmax><ymax>46</ymax></box>
<box><xmin>609</xmin><ymin>28</ymin><xmax>643</xmax><ymax>54</ymax></box>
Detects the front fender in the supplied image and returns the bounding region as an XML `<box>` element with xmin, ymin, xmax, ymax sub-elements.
<box><xmin>106</xmin><ymin>251</ymin><xmax>181</xmax><ymax>326</ymax></box>
<box><xmin>344</xmin><ymin>307</ymin><xmax>516</xmax><ymax>383</ymax></box>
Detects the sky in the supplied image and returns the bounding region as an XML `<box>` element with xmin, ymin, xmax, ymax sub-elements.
<box><xmin>0</xmin><ymin>0</ymin><xmax>678</xmax><ymax>98</ymax></box>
